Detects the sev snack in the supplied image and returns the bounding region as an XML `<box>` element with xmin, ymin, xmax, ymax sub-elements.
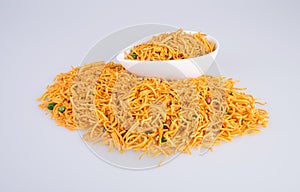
<box><xmin>125</xmin><ymin>29</ymin><xmax>215</xmax><ymax>60</ymax></box>
<box><xmin>37</xmin><ymin>67</ymin><xmax>79</xmax><ymax>130</ymax></box>
<box><xmin>37</xmin><ymin>62</ymin><xmax>269</xmax><ymax>159</ymax></box>
<box><xmin>71</xmin><ymin>61</ymin><xmax>105</xmax><ymax>130</ymax></box>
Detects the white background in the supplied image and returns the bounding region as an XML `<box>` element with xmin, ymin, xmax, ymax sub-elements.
<box><xmin>1</xmin><ymin>0</ymin><xmax>300</xmax><ymax>191</ymax></box>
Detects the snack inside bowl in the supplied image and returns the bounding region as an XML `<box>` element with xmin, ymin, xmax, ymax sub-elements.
<box><xmin>115</xmin><ymin>31</ymin><xmax>219</xmax><ymax>80</ymax></box>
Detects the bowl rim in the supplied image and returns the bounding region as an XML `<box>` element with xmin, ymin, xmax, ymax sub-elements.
<box><xmin>116</xmin><ymin>30</ymin><xmax>219</xmax><ymax>64</ymax></box>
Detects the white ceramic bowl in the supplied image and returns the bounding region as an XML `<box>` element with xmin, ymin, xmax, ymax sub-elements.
<box><xmin>115</xmin><ymin>31</ymin><xmax>219</xmax><ymax>80</ymax></box>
